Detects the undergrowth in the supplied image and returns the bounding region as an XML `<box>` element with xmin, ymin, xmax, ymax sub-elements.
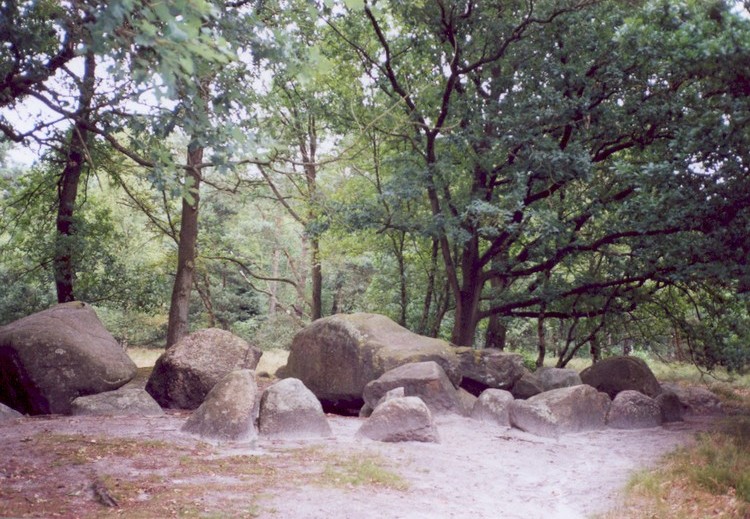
<box><xmin>602</xmin><ymin>388</ymin><xmax>750</xmax><ymax>519</ymax></box>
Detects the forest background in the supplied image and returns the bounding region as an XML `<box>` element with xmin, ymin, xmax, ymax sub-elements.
<box><xmin>2</xmin><ymin>0</ymin><xmax>750</xmax><ymax>373</ymax></box>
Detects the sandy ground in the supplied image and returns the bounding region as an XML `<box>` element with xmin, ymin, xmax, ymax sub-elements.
<box><xmin>249</xmin><ymin>414</ymin><xmax>709</xmax><ymax>519</ymax></box>
<box><xmin>1</xmin><ymin>350</ymin><xmax>718</xmax><ymax>518</ymax></box>
<box><xmin>0</xmin><ymin>404</ymin><xmax>714</xmax><ymax>519</ymax></box>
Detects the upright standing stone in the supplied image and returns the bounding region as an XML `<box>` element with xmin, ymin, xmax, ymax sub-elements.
<box><xmin>146</xmin><ymin>328</ymin><xmax>262</xmax><ymax>409</ymax></box>
<box><xmin>607</xmin><ymin>390</ymin><xmax>663</xmax><ymax>429</ymax></box>
<box><xmin>580</xmin><ymin>356</ymin><xmax>661</xmax><ymax>399</ymax></box>
<box><xmin>357</xmin><ymin>396</ymin><xmax>439</xmax><ymax>443</ymax></box>
<box><xmin>259</xmin><ymin>378</ymin><xmax>332</xmax><ymax>439</ymax></box>
<box><xmin>471</xmin><ymin>389</ymin><xmax>514</xmax><ymax>427</ymax></box>
<box><xmin>182</xmin><ymin>370</ymin><xmax>258</xmax><ymax>442</ymax></box>
<box><xmin>509</xmin><ymin>385</ymin><xmax>611</xmax><ymax>438</ymax></box>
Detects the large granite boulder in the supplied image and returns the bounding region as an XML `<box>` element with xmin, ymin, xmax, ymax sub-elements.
<box><xmin>0</xmin><ymin>402</ymin><xmax>22</xmax><ymax>421</ymax></box>
<box><xmin>356</xmin><ymin>396</ymin><xmax>439</xmax><ymax>443</ymax></box>
<box><xmin>70</xmin><ymin>387</ymin><xmax>164</xmax><ymax>416</ymax></box>
<box><xmin>607</xmin><ymin>390</ymin><xmax>662</xmax><ymax>429</ymax></box>
<box><xmin>182</xmin><ymin>369</ymin><xmax>258</xmax><ymax>442</ymax></box>
<box><xmin>471</xmin><ymin>389</ymin><xmax>514</xmax><ymax>427</ymax></box>
<box><xmin>259</xmin><ymin>378</ymin><xmax>332</xmax><ymax>439</ymax></box>
<box><xmin>579</xmin><ymin>356</ymin><xmax>661</xmax><ymax>399</ymax></box>
<box><xmin>146</xmin><ymin>328</ymin><xmax>262</xmax><ymax>410</ymax></box>
<box><xmin>511</xmin><ymin>371</ymin><xmax>544</xmax><ymax>399</ymax></box>
<box><xmin>509</xmin><ymin>385</ymin><xmax>611</xmax><ymax>438</ymax></box>
<box><xmin>0</xmin><ymin>303</ymin><xmax>137</xmax><ymax>415</ymax></box>
<box><xmin>536</xmin><ymin>367</ymin><xmax>582</xmax><ymax>392</ymax></box>
<box><xmin>363</xmin><ymin>361</ymin><xmax>464</xmax><ymax>416</ymax></box>
<box><xmin>655</xmin><ymin>390</ymin><xmax>684</xmax><ymax>423</ymax></box>
<box><xmin>358</xmin><ymin>387</ymin><xmax>405</xmax><ymax>418</ymax></box>
<box><xmin>455</xmin><ymin>347</ymin><xmax>526</xmax><ymax>396</ymax></box>
<box><xmin>283</xmin><ymin>313</ymin><xmax>461</xmax><ymax>413</ymax></box>
<box><xmin>458</xmin><ymin>387</ymin><xmax>478</xmax><ymax>415</ymax></box>
<box><xmin>661</xmin><ymin>383</ymin><xmax>723</xmax><ymax>416</ymax></box>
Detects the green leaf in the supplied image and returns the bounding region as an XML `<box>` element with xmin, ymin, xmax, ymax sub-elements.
<box><xmin>344</xmin><ymin>0</ymin><xmax>365</xmax><ymax>10</ymax></box>
<box><xmin>179</xmin><ymin>56</ymin><xmax>194</xmax><ymax>75</ymax></box>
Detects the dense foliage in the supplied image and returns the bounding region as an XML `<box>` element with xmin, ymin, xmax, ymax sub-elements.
<box><xmin>1</xmin><ymin>0</ymin><xmax>749</xmax><ymax>371</ymax></box>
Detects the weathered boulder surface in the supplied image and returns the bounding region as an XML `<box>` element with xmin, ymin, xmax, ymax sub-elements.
<box><xmin>380</xmin><ymin>386</ymin><xmax>406</xmax><ymax>403</ymax></box>
<box><xmin>283</xmin><ymin>313</ymin><xmax>461</xmax><ymax>413</ymax></box>
<box><xmin>358</xmin><ymin>387</ymin><xmax>405</xmax><ymax>418</ymax></box>
<box><xmin>70</xmin><ymin>387</ymin><xmax>164</xmax><ymax>416</ymax></box>
<box><xmin>471</xmin><ymin>389</ymin><xmax>514</xmax><ymax>427</ymax></box>
<box><xmin>363</xmin><ymin>361</ymin><xmax>463</xmax><ymax>416</ymax></box>
<box><xmin>457</xmin><ymin>388</ymin><xmax>478</xmax><ymax>416</ymax></box>
<box><xmin>509</xmin><ymin>385</ymin><xmax>611</xmax><ymax>438</ymax></box>
<box><xmin>0</xmin><ymin>402</ymin><xmax>22</xmax><ymax>420</ymax></box>
<box><xmin>146</xmin><ymin>328</ymin><xmax>262</xmax><ymax>410</ymax></box>
<box><xmin>0</xmin><ymin>302</ymin><xmax>137</xmax><ymax>415</ymax></box>
<box><xmin>580</xmin><ymin>356</ymin><xmax>661</xmax><ymax>399</ymax></box>
<box><xmin>661</xmin><ymin>383</ymin><xmax>723</xmax><ymax>416</ymax></box>
<box><xmin>356</xmin><ymin>396</ymin><xmax>439</xmax><ymax>443</ymax></box>
<box><xmin>607</xmin><ymin>390</ymin><xmax>662</xmax><ymax>429</ymax></box>
<box><xmin>259</xmin><ymin>378</ymin><xmax>332</xmax><ymax>439</ymax></box>
<box><xmin>655</xmin><ymin>390</ymin><xmax>684</xmax><ymax>423</ymax></box>
<box><xmin>182</xmin><ymin>370</ymin><xmax>258</xmax><ymax>442</ymax></box>
<box><xmin>454</xmin><ymin>348</ymin><xmax>525</xmax><ymax>396</ymax></box>
<box><xmin>511</xmin><ymin>371</ymin><xmax>544</xmax><ymax>400</ymax></box>
<box><xmin>536</xmin><ymin>367</ymin><xmax>582</xmax><ymax>392</ymax></box>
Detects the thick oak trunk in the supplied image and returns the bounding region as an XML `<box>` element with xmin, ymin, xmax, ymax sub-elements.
<box><xmin>450</xmin><ymin>235</ymin><xmax>484</xmax><ymax>346</ymax></box>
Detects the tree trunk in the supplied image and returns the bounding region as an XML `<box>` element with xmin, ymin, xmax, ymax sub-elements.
<box><xmin>450</xmin><ymin>237</ymin><xmax>483</xmax><ymax>346</ymax></box>
<box><xmin>535</xmin><ymin>311</ymin><xmax>547</xmax><ymax>368</ymax></box>
<box><xmin>389</xmin><ymin>232</ymin><xmax>408</xmax><ymax>326</ymax></box>
<box><xmin>484</xmin><ymin>263</ymin><xmax>509</xmax><ymax>349</ymax></box>
<box><xmin>269</xmin><ymin>246</ymin><xmax>280</xmax><ymax>315</ymax></box>
<box><xmin>417</xmin><ymin>238</ymin><xmax>439</xmax><ymax>335</ymax></box>
<box><xmin>590</xmin><ymin>334</ymin><xmax>601</xmax><ymax>363</ymax></box>
<box><xmin>54</xmin><ymin>48</ymin><xmax>95</xmax><ymax>303</ymax></box>
<box><xmin>301</xmin><ymin>112</ymin><xmax>323</xmax><ymax>321</ymax></box>
<box><xmin>166</xmin><ymin>144</ymin><xmax>203</xmax><ymax>347</ymax></box>
<box><xmin>330</xmin><ymin>274</ymin><xmax>343</xmax><ymax>315</ymax></box>
<box><xmin>485</xmin><ymin>315</ymin><xmax>507</xmax><ymax>350</ymax></box>
<box><xmin>310</xmin><ymin>236</ymin><xmax>322</xmax><ymax>320</ymax></box>
<box><xmin>451</xmin><ymin>288</ymin><xmax>482</xmax><ymax>346</ymax></box>
<box><xmin>194</xmin><ymin>269</ymin><xmax>216</xmax><ymax>328</ymax></box>
<box><xmin>430</xmin><ymin>281</ymin><xmax>450</xmax><ymax>338</ymax></box>
<box><xmin>673</xmin><ymin>328</ymin><xmax>685</xmax><ymax>362</ymax></box>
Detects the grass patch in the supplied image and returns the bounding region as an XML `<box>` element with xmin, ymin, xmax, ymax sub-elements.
<box><xmin>178</xmin><ymin>454</ymin><xmax>276</xmax><ymax>479</ymax></box>
<box><xmin>319</xmin><ymin>455</ymin><xmax>409</xmax><ymax>491</ymax></box>
<box><xmin>686</xmin><ymin>418</ymin><xmax>750</xmax><ymax>502</ymax></box>
<box><xmin>127</xmin><ymin>347</ymin><xmax>163</xmax><ymax>368</ymax></box>
<box><xmin>37</xmin><ymin>433</ymin><xmax>174</xmax><ymax>465</ymax></box>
